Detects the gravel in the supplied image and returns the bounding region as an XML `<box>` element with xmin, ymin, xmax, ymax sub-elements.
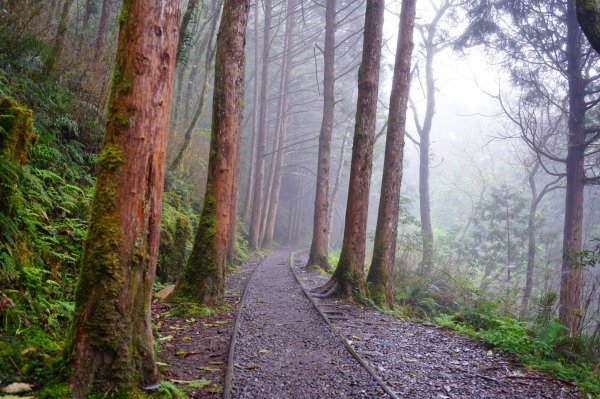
<box><xmin>293</xmin><ymin>253</ymin><xmax>579</xmax><ymax>399</ymax></box>
<box><xmin>231</xmin><ymin>250</ymin><xmax>385</xmax><ymax>398</ymax></box>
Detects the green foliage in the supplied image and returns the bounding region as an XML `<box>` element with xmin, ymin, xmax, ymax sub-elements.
<box><xmin>0</xmin><ymin>35</ymin><xmax>101</xmax><ymax>391</ymax></box>
<box><xmin>152</xmin><ymin>382</ymin><xmax>188</xmax><ymax>399</ymax></box>
<box><xmin>436</xmin><ymin>302</ymin><xmax>600</xmax><ymax>395</ymax></box>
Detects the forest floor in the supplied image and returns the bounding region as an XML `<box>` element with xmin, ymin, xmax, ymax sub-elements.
<box><xmin>152</xmin><ymin>256</ymin><xmax>261</xmax><ymax>398</ymax></box>
<box><xmin>154</xmin><ymin>250</ymin><xmax>579</xmax><ymax>398</ymax></box>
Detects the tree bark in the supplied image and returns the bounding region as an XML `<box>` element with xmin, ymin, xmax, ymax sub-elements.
<box><xmin>560</xmin><ymin>0</ymin><xmax>585</xmax><ymax>336</ymax></box>
<box><xmin>170</xmin><ymin>0</ymin><xmax>250</xmax><ymax>304</ymax></box>
<box><xmin>307</xmin><ymin>0</ymin><xmax>336</xmax><ymax>270</ymax></box>
<box><xmin>317</xmin><ymin>0</ymin><xmax>384</xmax><ymax>299</ymax></box>
<box><xmin>65</xmin><ymin>0</ymin><xmax>181</xmax><ymax>396</ymax></box>
<box><xmin>249</xmin><ymin>0</ymin><xmax>272</xmax><ymax>250</ymax></box>
<box><xmin>44</xmin><ymin>0</ymin><xmax>74</xmax><ymax>76</ymax></box>
<box><xmin>576</xmin><ymin>0</ymin><xmax>600</xmax><ymax>54</ymax></box>
<box><xmin>366</xmin><ymin>0</ymin><xmax>416</xmax><ymax>307</ymax></box>
<box><xmin>177</xmin><ymin>0</ymin><xmax>199</xmax><ymax>60</ymax></box>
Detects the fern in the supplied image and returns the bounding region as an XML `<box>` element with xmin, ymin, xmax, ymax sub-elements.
<box><xmin>534</xmin><ymin>291</ymin><xmax>557</xmax><ymax>328</ymax></box>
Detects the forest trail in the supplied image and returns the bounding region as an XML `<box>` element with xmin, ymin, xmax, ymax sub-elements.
<box><xmin>154</xmin><ymin>251</ymin><xmax>579</xmax><ymax>398</ymax></box>
<box><xmin>231</xmin><ymin>250</ymin><xmax>385</xmax><ymax>398</ymax></box>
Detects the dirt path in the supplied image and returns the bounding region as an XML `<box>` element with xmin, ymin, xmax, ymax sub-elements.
<box><xmin>292</xmin><ymin>252</ymin><xmax>579</xmax><ymax>399</ymax></box>
<box><xmin>231</xmin><ymin>250</ymin><xmax>385</xmax><ymax>398</ymax></box>
<box><xmin>153</xmin><ymin>257</ymin><xmax>260</xmax><ymax>398</ymax></box>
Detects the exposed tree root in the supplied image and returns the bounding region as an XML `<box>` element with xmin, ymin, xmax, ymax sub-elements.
<box><xmin>312</xmin><ymin>282</ymin><xmax>340</xmax><ymax>298</ymax></box>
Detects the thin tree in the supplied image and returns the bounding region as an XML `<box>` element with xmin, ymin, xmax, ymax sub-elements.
<box><xmin>92</xmin><ymin>0</ymin><xmax>111</xmax><ymax>67</ymax></box>
<box><xmin>44</xmin><ymin>0</ymin><xmax>74</xmax><ymax>75</ymax></box>
<box><xmin>64</xmin><ymin>0</ymin><xmax>181</xmax><ymax>396</ymax></box>
<box><xmin>307</xmin><ymin>0</ymin><xmax>336</xmax><ymax>270</ymax></box>
<box><xmin>408</xmin><ymin>0</ymin><xmax>454</xmax><ymax>272</ymax></box>
<box><xmin>241</xmin><ymin>0</ymin><xmax>261</xmax><ymax>224</ymax></box>
<box><xmin>169</xmin><ymin>2</ymin><xmax>222</xmax><ymax>172</ymax></box>
<box><xmin>263</xmin><ymin>0</ymin><xmax>297</xmax><ymax>248</ymax></box>
<box><xmin>313</xmin><ymin>0</ymin><xmax>385</xmax><ymax>299</ymax></box>
<box><xmin>170</xmin><ymin>0</ymin><xmax>251</xmax><ymax>304</ymax></box>
<box><xmin>367</xmin><ymin>0</ymin><xmax>417</xmax><ymax>307</ymax></box>
<box><xmin>249</xmin><ymin>0</ymin><xmax>272</xmax><ymax>250</ymax></box>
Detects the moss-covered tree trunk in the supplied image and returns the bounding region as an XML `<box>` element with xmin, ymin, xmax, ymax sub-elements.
<box><xmin>576</xmin><ymin>0</ymin><xmax>600</xmax><ymax>54</ymax></box>
<box><xmin>64</xmin><ymin>1</ymin><xmax>181</xmax><ymax>397</ymax></box>
<box><xmin>366</xmin><ymin>0</ymin><xmax>416</xmax><ymax>307</ymax></box>
<box><xmin>315</xmin><ymin>0</ymin><xmax>384</xmax><ymax>299</ymax></box>
<box><xmin>171</xmin><ymin>0</ymin><xmax>250</xmax><ymax>304</ymax></box>
<box><xmin>307</xmin><ymin>0</ymin><xmax>336</xmax><ymax>270</ymax></box>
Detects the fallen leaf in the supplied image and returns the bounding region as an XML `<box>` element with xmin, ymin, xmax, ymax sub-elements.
<box><xmin>156</xmin><ymin>362</ymin><xmax>169</xmax><ymax>366</ymax></box>
<box><xmin>208</xmin><ymin>385</ymin><xmax>223</xmax><ymax>393</ymax></box>
<box><xmin>258</xmin><ymin>349</ymin><xmax>271</xmax><ymax>354</ymax></box>
<box><xmin>185</xmin><ymin>317</ymin><xmax>196</xmax><ymax>323</ymax></box>
<box><xmin>169</xmin><ymin>379</ymin><xmax>211</xmax><ymax>389</ymax></box>
<box><xmin>351</xmin><ymin>335</ymin><xmax>361</xmax><ymax>340</ymax></box>
<box><xmin>189</xmin><ymin>379</ymin><xmax>212</xmax><ymax>389</ymax></box>
<box><xmin>182</xmin><ymin>336</ymin><xmax>193</xmax><ymax>341</ymax></box>
<box><xmin>208</xmin><ymin>361</ymin><xmax>224</xmax><ymax>365</ymax></box>
<box><xmin>198</xmin><ymin>366</ymin><xmax>220</xmax><ymax>372</ymax></box>
<box><xmin>158</xmin><ymin>335</ymin><xmax>173</xmax><ymax>342</ymax></box>
<box><xmin>235</xmin><ymin>363</ymin><xmax>260</xmax><ymax>370</ymax></box>
<box><xmin>2</xmin><ymin>383</ymin><xmax>32</xmax><ymax>394</ymax></box>
<box><xmin>20</xmin><ymin>348</ymin><xmax>36</xmax><ymax>356</ymax></box>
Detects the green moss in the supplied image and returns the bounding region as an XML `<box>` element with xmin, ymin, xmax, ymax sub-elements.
<box><xmin>98</xmin><ymin>144</ymin><xmax>125</xmax><ymax>173</ymax></box>
<box><xmin>38</xmin><ymin>383</ymin><xmax>70</xmax><ymax>398</ymax></box>
<box><xmin>0</xmin><ymin>96</ymin><xmax>36</xmax><ymax>165</ymax></box>
<box><xmin>170</xmin><ymin>186</ymin><xmax>221</xmax><ymax>303</ymax></box>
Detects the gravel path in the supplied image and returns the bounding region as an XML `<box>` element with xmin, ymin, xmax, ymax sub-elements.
<box><xmin>293</xmin><ymin>253</ymin><xmax>579</xmax><ymax>399</ymax></box>
<box><xmin>231</xmin><ymin>250</ymin><xmax>386</xmax><ymax>398</ymax></box>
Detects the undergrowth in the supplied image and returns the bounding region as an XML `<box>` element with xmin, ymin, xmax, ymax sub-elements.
<box><xmin>391</xmin><ymin>272</ymin><xmax>600</xmax><ymax>395</ymax></box>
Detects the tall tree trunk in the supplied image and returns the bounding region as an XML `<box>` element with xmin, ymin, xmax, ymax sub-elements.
<box><xmin>241</xmin><ymin>0</ymin><xmax>261</xmax><ymax>225</ymax></box>
<box><xmin>177</xmin><ymin>0</ymin><xmax>199</xmax><ymax>60</ymax></box>
<box><xmin>264</xmin><ymin>0</ymin><xmax>296</xmax><ymax>248</ymax></box>
<box><xmin>366</xmin><ymin>0</ymin><xmax>416</xmax><ymax>307</ymax></box>
<box><xmin>326</xmin><ymin>130</ymin><xmax>350</xmax><ymax>250</ymax></box>
<box><xmin>307</xmin><ymin>0</ymin><xmax>336</xmax><ymax>270</ymax></box>
<box><xmin>65</xmin><ymin>0</ymin><xmax>181</xmax><ymax>396</ymax></box>
<box><xmin>170</xmin><ymin>0</ymin><xmax>250</xmax><ymax>304</ymax></box>
<box><xmin>92</xmin><ymin>0</ymin><xmax>111</xmax><ymax>67</ymax></box>
<box><xmin>249</xmin><ymin>0</ymin><xmax>272</xmax><ymax>250</ymax></box>
<box><xmin>560</xmin><ymin>0</ymin><xmax>585</xmax><ymax>336</ymax></box>
<box><xmin>419</xmin><ymin>45</ymin><xmax>435</xmax><ymax>272</ymax></box>
<box><xmin>44</xmin><ymin>0</ymin><xmax>74</xmax><ymax>76</ymax></box>
<box><xmin>520</xmin><ymin>162</ymin><xmax>539</xmax><ymax>319</ymax></box>
<box><xmin>316</xmin><ymin>0</ymin><xmax>384</xmax><ymax>299</ymax></box>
